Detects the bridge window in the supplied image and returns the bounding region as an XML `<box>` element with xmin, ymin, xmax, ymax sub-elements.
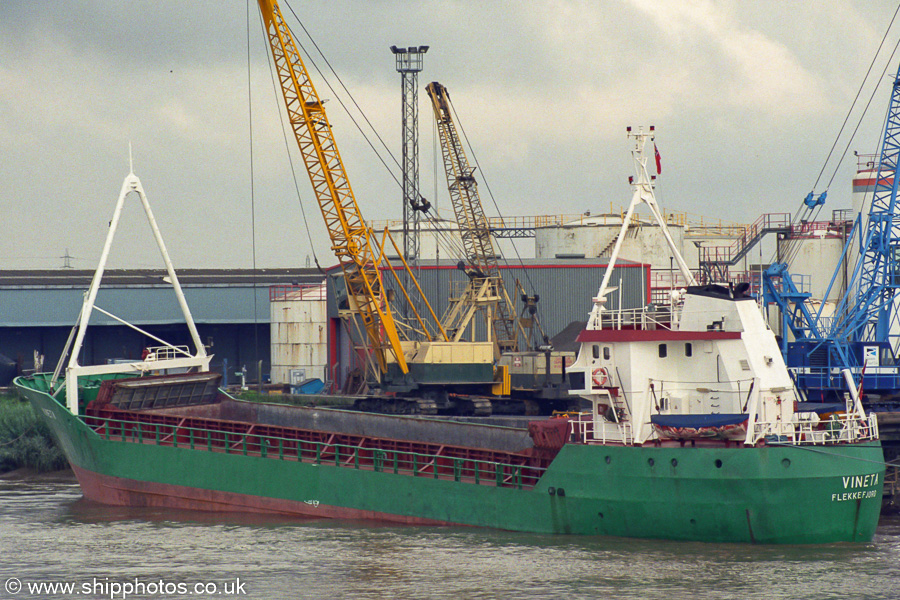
<box><xmin>658</xmin><ymin>344</ymin><xmax>667</xmax><ymax>358</ymax></box>
<box><xmin>592</xmin><ymin>345</ymin><xmax>600</xmax><ymax>359</ymax></box>
<box><xmin>685</xmin><ymin>343</ymin><xmax>692</xmax><ymax>357</ymax></box>
<box><xmin>603</xmin><ymin>347</ymin><xmax>611</xmax><ymax>360</ymax></box>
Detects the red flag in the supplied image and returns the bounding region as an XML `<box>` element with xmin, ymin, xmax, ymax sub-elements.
<box><xmin>654</xmin><ymin>143</ymin><xmax>662</xmax><ymax>174</ymax></box>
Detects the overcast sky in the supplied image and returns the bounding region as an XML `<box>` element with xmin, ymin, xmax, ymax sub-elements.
<box><xmin>2</xmin><ymin>0</ymin><xmax>900</xmax><ymax>271</ymax></box>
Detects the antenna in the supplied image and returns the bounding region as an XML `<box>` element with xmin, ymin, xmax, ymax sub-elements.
<box><xmin>128</xmin><ymin>142</ymin><xmax>134</xmax><ymax>174</ymax></box>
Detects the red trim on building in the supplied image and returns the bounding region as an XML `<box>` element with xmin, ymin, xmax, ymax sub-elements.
<box><xmin>328</xmin><ymin>317</ymin><xmax>340</xmax><ymax>392</ymax></box>
<box><xmin>576</xmin><ymin>329</ymin><xmax>742</xmax><ymax>343</ymax></box>
<box><xmin>852</xmin><ymin>177</ymin><xmax>893</xmax><ymax>186</ymax></box>
<box><xmin>376</xmin><ymin>262</ymin><xmax>647</xmax><ymax>272</ymax></box>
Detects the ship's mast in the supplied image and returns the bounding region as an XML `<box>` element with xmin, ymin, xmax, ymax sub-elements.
<box><xmin>52</xmin><ymin>165</ymin><xmax>211</xmax><ymax>413</ymax></box>
<box><xmin>587</xmin><ymin>127</ymin><xmax>696</xmax><ymax>330</ymax></box>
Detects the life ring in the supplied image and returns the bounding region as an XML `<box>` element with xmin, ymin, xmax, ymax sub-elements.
<box><xmin>591</xmin><ymin>367</ymin><xmax>609</xmax><ymax>388</ymax></box>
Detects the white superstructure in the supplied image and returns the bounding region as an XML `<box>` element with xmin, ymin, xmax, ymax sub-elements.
<box><xmin>565</xmin><ymin>129</ymin><xmax>876</xmax><ymax>448</ymax></box>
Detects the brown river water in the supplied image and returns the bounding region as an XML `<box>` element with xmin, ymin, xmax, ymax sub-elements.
<box><xmin>1</xmin><ymin>472</ymin><xmax>899</xmax><ymax>600</ymax></box>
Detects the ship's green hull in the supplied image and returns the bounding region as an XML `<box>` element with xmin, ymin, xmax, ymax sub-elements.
<box><xmin>18</xmin><ymin>378</ymin><xmax>884</xmax><ymax>544</ymax></box>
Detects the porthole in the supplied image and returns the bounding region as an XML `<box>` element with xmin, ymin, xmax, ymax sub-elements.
<box><xmin>671</xmin><ymin>458</ymin><xmax>678</xmax><ymax>467</ymax></box>
<box><xmin>782</xmin><ymin>458</ymin><xmax>791</xmax><ymax>468</ymax></box>
<box><xmin>648</xmin><ymin>458</ymin><xmax>655</xmax><ymax>467</ymax></box>
<box><xmin>605</xmin><ymin>455</ymin><xmax>611</xmax><ymax>464</ymax></box>
<box><xmin>715</xmin><ymin>459</ymin><xmax>723</xmax><ymax>469</ymax></box>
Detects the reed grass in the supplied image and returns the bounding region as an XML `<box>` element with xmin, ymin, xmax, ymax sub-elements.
<box><xmin>0</xmin><ymin>392</ymin><xmax>68</xmax><ymax>473</ymax></box>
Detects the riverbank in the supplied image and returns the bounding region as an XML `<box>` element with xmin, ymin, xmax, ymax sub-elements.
<box><xmin>0</xmin><ymin>391</ymin><xmax>69</xmax><ymax>474</ymax></box>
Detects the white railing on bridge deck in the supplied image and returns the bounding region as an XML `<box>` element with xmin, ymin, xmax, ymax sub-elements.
<box><xmin>598</xmin><ymin>307</ymin><xmax>675</xmax><ymax>331</ymax></box>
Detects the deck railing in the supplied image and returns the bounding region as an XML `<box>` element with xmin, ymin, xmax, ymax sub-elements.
<box><xmin>596</xmin><ymin>306</ymin><xmax>675</xmax><ymax>331</ymax></box>
<box><xmin>143</xmin><ymin>345</ymin><xmax>192</xmax><ymax>361</ymax></box>
<box><xmin>750</xmin><ymin>412</ymin><xmax>879</xmax><ymax>446</ymax></box>
<box><xmin>568</xmin><ymin>409</ymin><xmax>878</xmax><ymax>447</ymax></box>
<box><xmin>80</xmin><ymin>413</ymin><xmax>545</xmax><ymax>490</ymax></box>
<box><xmin>570</xmin><ymin>416</ymin><xmax>634</xmax><ymax>445</ymax></box>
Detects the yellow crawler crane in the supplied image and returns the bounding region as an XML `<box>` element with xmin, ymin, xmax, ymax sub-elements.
<box><xmin>425</xmin><ymin>81</ymin><xmax>525</xmax><ymax>356</ymax></box>
<box><xmin>256</xmin><ymin>0</ymin><xmax>496</xmax><ymax>414</ymax></box>
<box><xmin>426</xmin><ymin>81</ymin><xmax>580</xmax><ymax>414</ymax></box>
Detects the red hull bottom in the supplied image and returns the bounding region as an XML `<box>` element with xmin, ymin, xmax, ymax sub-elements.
<box><xmin>71</xmin><ymin>464</ymin><xmax>459</xmax><ymax>527</ymax></box>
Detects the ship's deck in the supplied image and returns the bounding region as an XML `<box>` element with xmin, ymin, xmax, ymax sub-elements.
<box><xmin>84</xmin><ymin>401</ymin><xmax>553</xmax><ymax>491</ymax></box>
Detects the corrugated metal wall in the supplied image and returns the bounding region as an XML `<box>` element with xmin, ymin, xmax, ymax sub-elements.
<box><xmin>0</xmin><ymin>286</ymin><xmax>271</xmax><ymax>327</ymax></box>
<box><xmin>0</xmin><ymin>283</ymin><xmax>280</xmax><ymax>382</ymax></box>
<box><xmin>327</xmin><ymin>259</ymin><xmax>649</xmax><ymax>341</ymax></box>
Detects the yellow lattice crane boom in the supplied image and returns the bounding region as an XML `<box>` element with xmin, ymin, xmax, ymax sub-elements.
<box><xmin>256</xmin><ymin>1</ymin><xmax>501</xmax><ymax>414</ymax></box>
<box><xmin>426</xmin><ymin>81</ymin><xmax>524</xmax><ymax>354</ymax></box>
<box><xmin>256</xmin><ymin>0</ymin><xmax>407</xmax><ymax>374</ymax></box>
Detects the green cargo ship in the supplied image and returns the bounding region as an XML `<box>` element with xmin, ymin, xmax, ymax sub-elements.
<box><xmin>16</xmin><ymin>133</ymin><xmax>885</xmax><ymax>545</ymax></box>
<box><xmin>15</xmin><ymin>370</ymin><xmax>884</xmax><ymax>544</ymax></box>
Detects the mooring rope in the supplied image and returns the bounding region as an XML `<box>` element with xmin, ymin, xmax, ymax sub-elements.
<box><xmin>767</xmin><ymin>441</ymin><xmax>898</xmax><ymax>469</ymax></box>
<box><xmin>0</xmin><ymin>423</ymin><xmax>37</xmax><ymax>447</ymax></box>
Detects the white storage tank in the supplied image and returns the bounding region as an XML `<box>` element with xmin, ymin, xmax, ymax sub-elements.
<box><xmin>270</xmin><ymin>282</ymin><xmax>327</xmax><ymax>385</ymax></box>
<box><xmin>535</xmin><ymin>212</ymin><xmax>688</xmax><ymax>270</ymax></box>
<box><xmin>778</xmin><ymin>225</ymin><xmax>846</xmax><ymax>302</ymax></box>
<box><xmin>385</xmin><ymin>218</ymin><xmax>465</xmax><ymax>261</ymax></box>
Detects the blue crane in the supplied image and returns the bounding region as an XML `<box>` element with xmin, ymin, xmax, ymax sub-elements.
<box><xmin>764</xmin><ymin>63</ymin><xmax>900</xmax><ymax>408</ymax></box>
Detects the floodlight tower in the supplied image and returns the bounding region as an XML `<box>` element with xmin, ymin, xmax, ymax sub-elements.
<box><xmin>390</xmin><ymin>45</ymin><xmax>429</xmax><ymax>264</ymax></box>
